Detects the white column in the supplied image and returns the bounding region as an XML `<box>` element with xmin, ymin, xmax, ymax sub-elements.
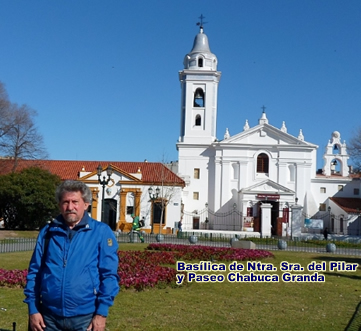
<box><xmin>220</xmin><ymin>161</ymin><xmax>230</xmax><ymax>206</ymax></box>
<box><xmin>291</xmin><ymin>204</ymin><xmax>303</xmax><ymax>239</ymax></box>
<box><xmin>260</xmin><ymin>203</ymin><xmax>272</xmax><ymax>237</ymax></box>
<box><xmin>213</xmin><ymin>158</ymin><xmax>222</xmax><ymax>211</ymax></box>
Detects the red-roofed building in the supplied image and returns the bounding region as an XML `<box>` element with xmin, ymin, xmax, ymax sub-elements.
<box><xmin>0</xmin><ymin>159</ymin><xmax>185</xmax><ymax>233</ymax></box>
<box><xmin>328</xmin><ymin>197</ymin><xmax>361</xmax><ymax>235</ymax></box>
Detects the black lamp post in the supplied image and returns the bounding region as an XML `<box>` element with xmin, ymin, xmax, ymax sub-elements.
<box><xmin>97</xmin><ymin>164</ymin><xmax>112</xmax><ymax>223</ymax></box>
<box><xmin>148</xmin><ymin>187</ymin><xmax>160</xmax><ymax>233</ymax></box>
<box><xmin>233</xmin><ymin>203</ymin><xmax>237</xmax><ymax>231</ymax></box>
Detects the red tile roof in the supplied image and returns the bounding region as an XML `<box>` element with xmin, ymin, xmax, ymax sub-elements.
<box><xmin>330</xmin><ymin>197</ymin><xmax>361</xmax><ymax>214</ymax></box>
<box><xmin>0</xmin><ymin>159</ymin><xmax>185</xmax><ymax>186</ymax></box>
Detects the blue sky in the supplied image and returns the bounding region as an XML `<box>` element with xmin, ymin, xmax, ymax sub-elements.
<box><xmin>1</xmin><ymin>1</ymin><xmax>360</xmax><ymax>169</ymax></box>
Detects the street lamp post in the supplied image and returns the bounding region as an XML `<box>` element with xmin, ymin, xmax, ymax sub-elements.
<box><xmin>291</xmin><ymin>197</ymin><xmax>298</xmax><ymax>240</ymax></box>
<box><xmin>148</xmin><ymin>187</ymin><xmax>160</xmax><ymax>234</ymax></box>
<box><xmin>328</xmin><ymin>206</ymin><xmax>332</xmax><ymax>232</ymax></box>
<box><xmin>97</xmin><ymin>164</ymin><xmax>113</xmax><ymax>223</ymax></box>
<box><xmin>205</xmin><ymin>202</ymin><xmax>209</xmax><ymax>230</ymax></box>
<box><xmin>233</xmin><ymin>203</ymin><xmax>237</xmax><ymax>231</ymax></box>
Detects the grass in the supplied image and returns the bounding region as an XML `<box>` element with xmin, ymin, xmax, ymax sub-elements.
<box><xmin>0</xmin><ymin>230</ymin><xmax>39</xmax><ymax>242</ymax></box>
<box><xmin>0</xmin><ymin>244</ymin><xmax>361</xmax><ymax>330</ymax></box>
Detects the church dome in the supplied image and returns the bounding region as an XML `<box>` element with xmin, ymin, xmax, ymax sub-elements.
<box><xmin>183</xmin><ymin>27</ymin><xmax>218</xmax><ymax>71</ymax></box>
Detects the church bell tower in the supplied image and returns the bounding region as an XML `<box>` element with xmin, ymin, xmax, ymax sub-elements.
<box><xmin>178</xmin><ymin>23</ymin><xmax>221</xmax><ymax>145</ymax></box>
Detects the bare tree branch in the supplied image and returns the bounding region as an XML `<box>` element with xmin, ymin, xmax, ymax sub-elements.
<box><xmin>0</xmin><ymin>81</ymin><xmax>48</xmax><ymax>172</ymax></box>
<box><xmin>348</xmin><ymin>126</ymin><xmax>361</xmax><ymax>172</ymax></box>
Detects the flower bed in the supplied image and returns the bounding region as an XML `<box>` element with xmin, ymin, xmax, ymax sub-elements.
<box><xmin>0</xmin><ymin>269</ymin><xmax>27</xmax><ymax>288</ymax></box>
<box><xmin>117</xmin><ymin>250</ymin><xmax>179</xmax><ymax>290</ymax></box>
<box><xmin>146</xmin><ymin>243</ymin><xmax>274</xmax><ymax>261</ymax></box>
<box><xmin>0</xmin><ymin>244</ymin><xmax>273</xmax><ymax>290</ymax></box>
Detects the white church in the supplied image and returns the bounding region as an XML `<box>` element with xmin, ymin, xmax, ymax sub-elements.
<box><xmin>176</xmin><ymin>25</ymin><xmax>361</xmax><ymax>238</ymax></box>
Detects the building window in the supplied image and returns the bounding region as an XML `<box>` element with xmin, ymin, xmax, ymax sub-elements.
<box><xmin>194</xmin><ymin>88</ymin><xmax>204</xmax><ymax>107</ymax></box>
<box><xmin>340</xmin><ymin>217</ymin><xmax>344</xmax><ymax>233</ymax></box>
<box><xmin>193</xmin><ymin>192</ymin><xmax>199</xmax><ymax>200</ymax></box>
<box><xmin>257</xmin><ymin>153</ymin><xmax>269</xmax><ymax>173</ymax></box>
<box><xmin>247</xmin><ymin>207</ymin><xmax>253</xmax><ymax>217</ymax></box>
<box><xmin>198</xmin><ymin>58</ymin><xmax>203</xmax><ymax>67</ymax></box>
<box><xmin>195</xmin><ymin>114</ymin><xmax>201</xmax><ymax>126</ymax></box>
<box><xmin>320</xmin><ymin>187</ymin><xmax>326</xmax><ymax>194</ymax></box>
<box><xmin>338</xmin><ymin>185</ymin><xmax>343</xmax><ymax>191</ymax></box>
<box><xmin>194</xmin><ymin>168</ymin><xmax>200</xmax><ymax>179</ymax></box>
<box><xmin>354</xmin><ymin>188</ymin><xmax>360</xmax><ymax>196</ymax></box>
<box><xmin>127</xmin><ymin>206</ymin><xmax>134</xmax><ymax>215</ymax></box>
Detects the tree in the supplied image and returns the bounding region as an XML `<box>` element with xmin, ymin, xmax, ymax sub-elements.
<box><xmin>0</xmin><ymin>81</ymin><xmax>48</xmax><ymax>172</ymax></box>
<box><xmin>0</xmin><ymin>82</ymin><xmax>12</xmax><ymax>141</ymax></box>
<box><xmin>348</xmin><ymin>127</ymin><xmax>361</xmax><ymax>173</ymax></box>
<box><xmin>0</xmin><ymin>167</ymin><xmax>61</xmax><ymax>229</ymax></box>
<box><xmin>149</xmin><ymin>157</ymin><xmax>182</xmax><ymax>234</ymax></box>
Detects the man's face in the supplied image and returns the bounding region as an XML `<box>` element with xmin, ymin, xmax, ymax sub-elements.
<box><xmin>59</xmin><ymin>191</ymin><xmax>89</xmax><ymax>226</ymax></box>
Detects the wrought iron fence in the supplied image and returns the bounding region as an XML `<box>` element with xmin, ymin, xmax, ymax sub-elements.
<box><xmin>1</xmin><ymin>233</ymin><xmax>360</xmax><ymax>256</ymax></box>
<box><xmin>182</xmin><ymin>206</ymin><xmax>243</xmax><ymax>231</ymax></box>
<box><xmin>114</xmin><ymin>231</ymin><xmax>361</xmax><ymax>256</ymax></box>
<box><xmin>0</xmin><ymin>238</ymin><xmax>36</xmax><ymax>253</ymax></box>
<box><xmin>304</xmin><ymin>211</ymin><xmax>361</xmax><ymax>236</ymax></box>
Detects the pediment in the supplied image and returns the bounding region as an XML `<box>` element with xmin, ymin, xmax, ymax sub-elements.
<box><xmin>220</xmin><ymin>124</ymin><xmax>316</xmax><ymax>147</ymax></box>
<box><xmin>240</xmin><ymin>179</ymin><xmax>295</xmax><ymax>195</ymax></box>
<box><xmin>79</xmin><ymin>165</ymin><xmax>141</xmax><ymax>182</ymax></box>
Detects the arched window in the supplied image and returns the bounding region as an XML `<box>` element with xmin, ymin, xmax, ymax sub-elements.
<box><xmin>193</xmin><ymin>88</ymin><xmax>204</xmax><ymax>107</ymax></box>
<box><xmin>331</xmin><ymin>159</ymin><xmax>340</xmax><ymax>174</ymax></box>
<box><xmin>340</xmin><ymin>217</ymin><xmax>344</xmax><ymax>233</ymax></box>
<box><xmin>257</xmin><ymin>153</ymin><xmax>269</xmax><ymax>173</ymax></box>
<box><xmin>198</xmin><ymin>58</ymin><xmax>203</xmax><ymax>67</ymax></box>
<box><xmin>333</xmin><ymin>144</ymin><xmax>339</xmax><ymax>154</ymax></box>
<box><xmin>195</xmin><ymin>115</ymin><xmax>201</xmax><ymax>126</ymax></box>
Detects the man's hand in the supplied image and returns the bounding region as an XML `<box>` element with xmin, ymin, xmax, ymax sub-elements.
<box><xmin>29</xmin><ymin>313</ymin><xmax>46</xmax><ymax>331</ymax></box>
<box><xmin>87</xmin><ymin>315</ymin><xmax>107</xmax><ymax>331</ymax></box>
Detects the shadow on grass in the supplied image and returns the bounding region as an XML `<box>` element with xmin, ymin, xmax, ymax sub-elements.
<box><xmin>323</xmin><ymin>272</ymin><xmax>361</xmax><ymax>281</ymax></box>
<box><xmin>345</xmin><ymin>300</ymin><xmax>361</xmax><ymax>331</ymax></box>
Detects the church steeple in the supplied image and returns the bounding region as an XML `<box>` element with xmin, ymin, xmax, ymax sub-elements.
<box><xmin>183</xmin><ymin>23</ymin><xmax>218</xmax><ymax>71</ymax></box>
<box><xmin>322</xmin><ymin>131</ymin><xmax>349</xmax><ymax>176</ymax></box>
<box><xmin>178</xmin><ymin>18</ymin><xmax>221</xmax><ymax>144</ymax></box>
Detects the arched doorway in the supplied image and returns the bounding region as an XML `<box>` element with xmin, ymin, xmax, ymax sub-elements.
<box><xmin>256</xmin><ymin>200</ymin><xmax>280</xmax><ymax>236</ymax></box>
<box><xmin>104</xmin><ymin>199</ymin><xmax>117</xmax><ymax>231</ymax></box>
<box><xmin>151</xmin><ymin>201</ymin><xmax>166</xmax><ymax>234</ymax></box>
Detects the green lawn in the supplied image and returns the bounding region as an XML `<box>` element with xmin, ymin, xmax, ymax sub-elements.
<box><xmin>0</xmin><ymin>245</ymin><xmax>360</xmax><ymax>330</ymax></box>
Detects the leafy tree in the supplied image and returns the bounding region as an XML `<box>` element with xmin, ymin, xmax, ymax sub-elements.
<box><xmin>0</xmin><ymin>167</ymin><xmax>61</xmax><ymax>229</ymax></box>
<box><xmin>348</xmin><ymin>127</ymin><xmax>361</xmax><ymax>173</ymax></box>
<box><xmin>0</xmin><ymin>81</ymin><xmax>48</xmax><ymax>172</ymax></box>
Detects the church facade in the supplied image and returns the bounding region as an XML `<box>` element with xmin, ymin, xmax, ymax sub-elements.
<box><xmin>176</xmin><ymin>26</ymin><xmax>360</xmax><ymax>237</ymax></box>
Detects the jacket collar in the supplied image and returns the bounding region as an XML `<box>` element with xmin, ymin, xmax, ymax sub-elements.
<box><xmin>53</xmin><ymin>212</ymin><xmax>92</xmax><ymax>230</ymax></box>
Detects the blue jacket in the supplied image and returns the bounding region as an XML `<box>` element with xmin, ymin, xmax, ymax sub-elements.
<box><xmin>24</xmin><ymin>213</ymin><xmax>120</xmax><ymax>317</ymax></box>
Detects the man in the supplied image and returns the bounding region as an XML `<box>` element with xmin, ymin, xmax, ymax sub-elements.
<box><xmin>131</xmin><ymin>214</ymin><xmax>144</xmax><ymax>243</ymax></box>
<box><xmin>24</xmin><ymin>180</ymin><xmax>120</xmax><ymax>331</ymax></box>
<box><xmin>178</xmin><ymin>218</ymin><xmax>183</xmax><ymax>232</ymax></box>
<box><xmin>323</xmin><ymin>227</ymin><xmax>329</xmax><ymax>240</ymax></box>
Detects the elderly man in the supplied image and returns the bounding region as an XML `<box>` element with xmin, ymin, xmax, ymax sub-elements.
<box><xmin>24</xmin><ymin>180</ymin><xmax>120</xmax><ymax>331</ymax></box>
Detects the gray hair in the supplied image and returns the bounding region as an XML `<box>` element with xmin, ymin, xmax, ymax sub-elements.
<box><xmin>55</xmin><ymin>180</ymin><xmax>92</xmax><ymax>204</ymax></box>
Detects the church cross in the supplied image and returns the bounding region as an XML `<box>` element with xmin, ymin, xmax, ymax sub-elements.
<box><xmin>261</xmin><ymin>105</ymin><xmax>266</xmax><ymax>112</ymax></box>
<box><xmin>197</xmin><ymin>14</ymin><xmax>207</xmax><ymax>28</ymax></box>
